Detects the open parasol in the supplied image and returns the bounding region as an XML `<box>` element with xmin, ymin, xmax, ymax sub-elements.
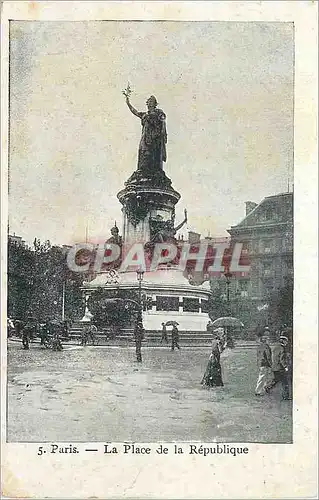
<box><xmin>211</xmin><ymin>317</ymin><xmax>244</xmax><ymax>328</ymax></box>
<box><xmin>165</xmin><ymin>321</ymin><xmax>179</xmax><ymax>327</ymax></box>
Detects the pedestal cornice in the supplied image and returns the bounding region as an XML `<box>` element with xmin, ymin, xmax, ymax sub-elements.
<box><xmin>117</xmin><ymin>185</ymin><xmax>181</xmax><ymax>206</ymax></box>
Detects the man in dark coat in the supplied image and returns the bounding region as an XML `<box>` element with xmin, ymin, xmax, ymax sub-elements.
<box><xmin>22</xmin><ymin>327</ymin><xmax>30</xmax><ymax>350</ymax></box>
<box><xmin>39</xmin><ymin>322</ymin><xmax>50</xmax><ymax>348</ymax></box>
<box><xmin>171</xmin><ymin>325</ymin><xmax>180</xmax><ymax>351</ymax></box>
<box><xmin>22</xmin><ymin>320</ymin><xmax>35</xmax><ymax>350</ymax></box>
<box><xmin>266</xmin><ymin>335</ymin><xmax>291</xmax><ymax>400</ymax></box>
<box><xmin>161</xmin><ymin>322</ymin><xmax>168</xmax><ymax>343</ymax></box>
<box><xmin>206</xmin><ymin>321</ymin><xmax>214</xmax><ymax>335</ymax></box>
<box><xmin>134</xmin><ymin>319</ymin><xmax>144</xmax><ymax>362</ymax></box>
<box><xmin>87</xmin><ymin>324</ymin><xmax>98</xmax><ymax>345</ymax></box>
<box><xmin>81</xmin><ymin>324</ymin><xmax>90</xmax><ymax>346</ymax></box>
<box><xmin>51</xmin><ymin>323</ymin><xmax>63</xmax><ymax>351</ymax></box>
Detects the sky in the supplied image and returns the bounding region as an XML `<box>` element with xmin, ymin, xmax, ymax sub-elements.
<box><xmin>9</xmin><ymin>21</ymin><xmax>294</xmax><ymax>246</ymax></box>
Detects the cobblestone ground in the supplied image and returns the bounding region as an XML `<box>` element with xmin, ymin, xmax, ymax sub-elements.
<box><xmin>7</xmin><ymin>342</ymin><xmax>292</xmax><ymax>443</ymax></box>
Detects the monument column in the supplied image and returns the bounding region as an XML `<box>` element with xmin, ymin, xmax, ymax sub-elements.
<box><xmin>119</xmin><ymin>89</ymin><xmax>183</xmax><ymax>247</ymax></box>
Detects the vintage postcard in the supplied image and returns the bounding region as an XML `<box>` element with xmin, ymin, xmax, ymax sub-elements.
<box><xmin>1</xmin><ymin>1</ymin><xmax>318</xmax><ymax>498</ymax></box>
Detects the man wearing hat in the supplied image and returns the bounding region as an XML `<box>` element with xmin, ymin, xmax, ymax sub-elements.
<box><xmin>265</xmin><ymin>335</ymin><xmax>291</xmax><ymax>400</ymax></box>
<box><xmin>161</xmin><ymin>322</ymin><xmax>168</xmax><ymax>344</ymax></box>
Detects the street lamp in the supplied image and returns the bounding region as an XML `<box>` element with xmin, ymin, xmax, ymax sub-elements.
<box><xmin>224</xmin><ymin>270</ymin><xmax>232</xmax><ymax>313</ymax></box>
<box><xmin>223</xmin><ymin>269</ymin><xmax>235</xmax><ymax>347</ymax></box>
<box><xmin>136</xmin><ymin>268</ymin><xmax>144</xmax><ymax>305</ymax></box>
<box><xmin>135</xmin><ymin>268</ymin><xmax>145</xmax><ymax>363</ymax></box>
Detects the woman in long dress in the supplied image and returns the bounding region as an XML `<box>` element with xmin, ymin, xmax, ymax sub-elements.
<box><xmin>201</xmin><ymin>337</ymin><xmax>224</xmax><ymax>387</ymax></box>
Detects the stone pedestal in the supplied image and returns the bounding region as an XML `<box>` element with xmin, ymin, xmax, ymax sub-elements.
<box><xmin>79</xmin><ymin>167</ymin><xmax>212</xmax><ymax>335</ymax></box>
<box><xmin>84</xmin><ymin>267</ymin><xmax>211</xmax><ymax>332</ymax></box>
<box><xmin>117</xmin><ymin>169</ymin><xmax>180</xmax><ymax>245</ymax></box>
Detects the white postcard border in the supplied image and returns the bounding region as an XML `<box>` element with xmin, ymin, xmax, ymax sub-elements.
<box><xmin>1</xmin><ymin>2</ymin><xmax>318</xmax><ymax>498</ymax></box>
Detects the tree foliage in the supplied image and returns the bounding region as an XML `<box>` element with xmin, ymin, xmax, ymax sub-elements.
<box><xmin>208</xmin><ymin>280</ymin><xmax>229</xmax><ymax>321</ymax></box>
<box><xmin>8</xmin><ymin>240</ymin><xmax>84</xmax><ymax>322</ymax></box>
<box><xmin>268</xmin><ymin>277</ymin><xmax>293</xmax><ymax>328</ymax></box>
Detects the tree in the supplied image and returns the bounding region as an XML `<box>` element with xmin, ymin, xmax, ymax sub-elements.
<box><xmin>276</xmin><ymin>277</ymin><xmax>293</xmax><ymax>327</ymax></box>
<box><xmin>8</xmin><ymin>239</ymin><xmax>84</xmax><ymax>322</ymax></box>
<box><xmin>8</xmin><ymin>241</ymin><xmax>35</xmax><ymax>319</ymax></box>
<box><xmin>208</xmin><ymin>280</ymin><xmax>228</xmax><ymax>321</ymax></box>
<box><xmin>268</xmin><ymin>277</ymin><xmax>293</xmax><ymax>329</ymax></box>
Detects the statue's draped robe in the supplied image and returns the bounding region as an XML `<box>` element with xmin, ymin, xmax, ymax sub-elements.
<box><xmin>136</xmin><ymin>109</ymin><xmax>167</xmax><ymax>171</ymax></box>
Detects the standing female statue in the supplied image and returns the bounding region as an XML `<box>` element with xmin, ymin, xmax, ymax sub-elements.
<box><xmin>124</xmin><ymin>91</ymin><xmax>167</xmax><ymax>172</ymax></box>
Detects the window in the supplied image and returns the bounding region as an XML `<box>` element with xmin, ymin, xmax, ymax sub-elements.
<box><xmin>201</xmin><ymin>300</ymin><xmax>209</xmax><ymax>313</ymax></box>
<box><xmin>241</xmin><ymin>241</ymin><xmax>250</xmax><ymax>255</ymax></box>
<box><xmin>262</xmin><ymin>239</ymin><xmax>273</xmax><ymax>253</ymax></box>
<box><xmin>259</xmin><ymin>207</ymin><xmax>277</xmax><ymax>223</ymax></box>
<box><xmin>238</xmin><ymin>280</ymin><xmax>249</xmax><ymax>298</ymax></box>
<box><xmin>156</xmin><ymin>296</ymin><xmax>179</xmax><ymax>312</ymax></box>
<box><xmin>263</xmin><ymin>261</ymin><xmax>272</xmax><ymax>276</ymax></box>
<box><xmin>265</xmin><ymin>208</ymin><xmax>275</xmax><ymax>220</ymax></box>
<box><xmin>263</xmin><ymin>278</ymin><xmax>274</xmax><ymax>295</ymax></box>
<box><xmin>286</xmin><ymin>259</ymin><xmax>293</xmax><ymax>269</ymax></box>
<box><xmin>183</xmin><ymin>298</ymin><xmax>200</xmax><ymax>313</ymax></box>
<box><xmin>283</xmin><ymin>234</ymin><xmax>293</xmax><ymax>250</ymax></box>
<box><xmin>285</xmin><ymin>258</ymin><xmax>293</xmax><ymax>276</ymax></box>
<box><xmin>251</xmin><ymin>240</ymin><xmax>259</xmax><ymax>253</ymax></box>
<box><xmin>142</xmin><ymin>295</ymin><xmax>153</xmax><ymax>311</ymax></box>
<box><xmin>238</xmin><ymin>280</ymin><xmax>248</xmax><ymax>290</ymax></box>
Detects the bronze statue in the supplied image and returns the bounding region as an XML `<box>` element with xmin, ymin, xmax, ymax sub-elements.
<box><xmin>123</xmin><ymin>85</ymin><xmax>167</xmax><ymax>172</ymax></box>
<box><xmin>150</xmin><ymin>209</ymin><xmax>188</xmax><ymax>244</ymax></box>
<box><xmin>144</xmin><ymin>209</ymin><xmax>188</xmax><ymax>267</ymax></box>
<box><xmin>106</xmin><ymin>222</ymin><xmax>122</xmax><ymax>246</ymax></box>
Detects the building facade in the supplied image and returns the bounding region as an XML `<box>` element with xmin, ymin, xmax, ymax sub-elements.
<box><xmin>226</xmin><ymin>192</ymin><xmax>293</xmax><ymax>331</ymax></box>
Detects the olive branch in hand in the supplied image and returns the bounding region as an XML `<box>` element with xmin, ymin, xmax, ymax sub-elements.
<box><xmin>122</xmin><ymin>82</ymin><xmax>133</xmax><ymax>99</ymax></box>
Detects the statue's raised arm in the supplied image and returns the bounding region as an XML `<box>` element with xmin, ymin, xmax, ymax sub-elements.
<box><xmin>174</xmin><ymin>209</ymin><xmax>188</xmax><ymax>233</ymax></box>
<box><xmin>125</xmin><ymin>96</ymin><xmax>144</xmax><ymax>119</ymax></box>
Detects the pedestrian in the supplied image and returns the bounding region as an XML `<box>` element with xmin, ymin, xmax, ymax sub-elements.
<box><xmin>14</xmin><ymin>319</ymin><xmax>24</xmax><ymax>338</ymax></box>
<box><xmin>62</xmin><ymin>320</ymin><xmax>69</xmax><ymax>340</ymax></box>
<box><xmin>21</xmin><ymin>327</ymin><xmax>30</xmax><ymax>350</ymax></box>
<box><xmin>255</xmin><ymin>331</ymin><xmax>273</xmax><ymax>396</ymax></box>
<box><xmin>134</xmin><ymin>319</ymin><xmax>144</xmax><ymax>362</ymax></box>
<box><xmin>51</xmin><ymin>324</ymin><xmax>63</xmax><ymax>351</ymax></box>
<box><xmin>225</xmin><ymin>330</ymin><xmax>235</xmax><ymax>349</ymax></box>
<box><xmin>87</xmin><ymin>324</ymin><xmax>98</xmax><ymax>345</ymax></box>
<box><xmin>21</xmin><ymin>319</ymin><xmax>35</xmax><ymax>350</ymax></box>
<box><xmin>265</xmin><ymin>335</ymin><xmax>291</xmax><ymax>400</ymax></box>
<box><xmin>81</xmin><ymin>325</ymin><xmax>89</xmax><ymax>346</ymax></box>
<box><xmin>52</xmin><ymin>332</ymin><xmax>63</xmax><ymax>351</ymax></box>
<box><xmin>206</xmin><ymin>321</ymin><xmax>214</xmax><ymax>335</ymax></box>
<box><xmin>161</xmin><ymin>322</ymin><xmax>168</xmax><ymax>343</ymax></box>
<box><xmin>201</xmin><ymin>335</ymin><xmax>224</xmax><ymax>387</ymax></box>
<box><xmin>171</xmin><ymin>325</ymin><xmax>180</xmax><ymax>351</ymax></box>
<box><xmin>39</xmin><ymin>322</ymin><xmax>50</xmax><ymax>348</ymax></box>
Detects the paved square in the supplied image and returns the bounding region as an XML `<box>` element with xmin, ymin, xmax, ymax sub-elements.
<box><xmin>7</xmin><ymin>343</ymin><xmax>292</xmax><ymax>443</ymax></box>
